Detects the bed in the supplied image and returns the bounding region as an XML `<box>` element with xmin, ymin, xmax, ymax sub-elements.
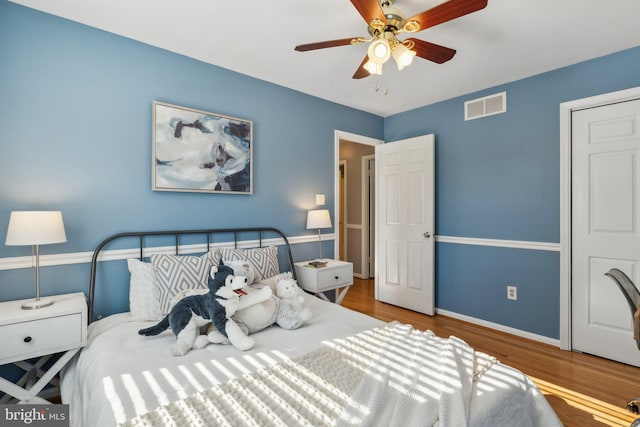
<box><xmin>60</xmin><ymin>227</ymin><xmax>562</xmax><ymax>427</ymax></box>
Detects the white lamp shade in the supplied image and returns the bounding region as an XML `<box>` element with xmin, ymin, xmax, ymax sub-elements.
<box><xmin>392</xmin><ymin>43</ymin><xmax>416</xmax><ymax>70</ymax></box>
<box><xmin>5</xmin><ymin>211</ymin><xmax>67</xmax><ymax>246</ymax></box>
<box><xmin>306</xmin><ymin>209</ymin><xmax>332</xmax><ymax>230</ymax></box>
<box><xmin>363</xmin><ymin>59</ymin><xmax>383</xmax><ymax>75</ymax></box>
<box><xmin>367</xmin><ymin>39</ymin><xmax>391</xmax><ymax>65</ymax></box>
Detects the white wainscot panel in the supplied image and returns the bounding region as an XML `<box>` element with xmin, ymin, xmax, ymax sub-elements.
<box><xmin>386</xmin><ymin>173</ymin><xmax>400</xmax><ymax>225</ymax></box>
<box><xmin>407</xmin><ymin>242</ymin><xmax>424</xmax><ymax>291</ymax></box>
<box><xmin>386</xmin><ymin>151</ymin><xmax>401</xmax><ymax>166</ymax></box>
<box><xmin>588</xmin><ymin>257</ymin><xmax>638</xmax><ymax>332</ymax></box>
<box><xmin>407</xmin><ymin>170</ymin><xmax>424</xmax><ymax>226</ymax></box>
<box><xmin>385</xmin><ymin>241</ymin><xmax>400</xmax><ymax>286</ymax></box>
<box><xmin>590</xmin><ymin>151</ymin><xmax>635</xmax><ymax>233</ymax></box>
<box><xmin>589</xmin><ymin>115</ymin><xmax>638</xmax><ymax>144</ymax></box>
<box><xmin>407</xmin><ymin>147</ymin><xmax>424</xmax><ymax>163</ymax></box>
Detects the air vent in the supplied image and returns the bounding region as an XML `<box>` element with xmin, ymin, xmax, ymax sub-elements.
<box><xmin>464</xmin><ymin>92</ymin><xmax>506</xmax><ymax>121</ymax></box>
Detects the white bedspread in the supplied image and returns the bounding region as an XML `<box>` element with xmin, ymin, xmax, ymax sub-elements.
<box><xmin>336</xmin><ymin>323</ymin><xmax>480</xmax><ymax>427</ymax></box>
<box><xmin>61</xmin><ymin>293</ymin><xmax>384</xmax><ymax>427</ymax></box>
<box><xmin>61</xmin><ymin>294</ymin><xmax>561</xmax><ymax>427</ymax></box>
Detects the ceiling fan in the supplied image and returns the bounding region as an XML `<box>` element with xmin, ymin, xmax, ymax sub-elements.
<box><xmin>295</xmin><ymin>0</ymin><xmax>488</xmax><ymax>79</ymax></box>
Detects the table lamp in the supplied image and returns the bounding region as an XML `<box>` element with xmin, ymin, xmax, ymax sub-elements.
<box><xmin>306</xmin><ymin>209</ymin><xmax>332</xmax><ymax>260</ymax></box>
<box><xmin>5</xmin><ymin>211</ymin><xmax>67</xmax><ymax>309</ymax></box>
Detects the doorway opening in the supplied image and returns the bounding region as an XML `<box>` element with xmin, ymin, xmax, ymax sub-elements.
<box><xmin>334</xmin><ymin>131</ymin><xmax>383</xmax><ymax>279</ymax></box>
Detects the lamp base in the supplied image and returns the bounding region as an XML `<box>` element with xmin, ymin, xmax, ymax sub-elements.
<box><xmin>22</xmin><ymin>297</ymin><xmax>54</xmax><ymax>310</ymax></box>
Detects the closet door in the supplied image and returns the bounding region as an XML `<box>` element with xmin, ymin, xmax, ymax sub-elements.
<box><xmin>572</xmin><ymin>98</ymin><xmax>640</xmax><ymax>367</ymax></box>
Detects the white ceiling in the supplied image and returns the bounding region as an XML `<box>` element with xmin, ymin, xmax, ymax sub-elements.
<box><xmin>10</xmin><ymin>0</ymin><xmax>640</xmax><ymax>117</ymax></box>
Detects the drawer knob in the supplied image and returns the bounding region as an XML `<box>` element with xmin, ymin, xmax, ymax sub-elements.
<box><xmin>334</xmin><ymin>276</ymin><xmax>339</xmax><ymax>280</ymax></box>
<box><xmin>23</xmin><ymin>336</ymin><xmax>32</xmax><ymax>343</ymax></box>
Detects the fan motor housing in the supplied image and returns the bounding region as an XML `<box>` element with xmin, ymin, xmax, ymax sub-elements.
<box><xmin>368</xmin><ymin>7</ymin><xmax>404</xmax><ymax>38</ymax></box>
<box><xmin>383</xmin><ymin>6</ymin><xmax>405</xmax><ymax>28</ymax></box>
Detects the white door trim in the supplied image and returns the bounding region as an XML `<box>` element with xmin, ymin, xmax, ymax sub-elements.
<box><xmin>559</xmin><ymin>85</ymin><xmax>640</xmax><ymax>350</ymax></box>
<box><xmin>334</xmin><ymin>130</ymin><xmax>383</xmax><ymax>265</ymax></box>
<box><xmin>339</xmin><ymin>160</ymin><xmax>348</xmax><ymax>262</ymax></box>
<box><xmin>362</xmin><ymin>154</ymin><xmax>375</xmax><ymax>278</ymax></box>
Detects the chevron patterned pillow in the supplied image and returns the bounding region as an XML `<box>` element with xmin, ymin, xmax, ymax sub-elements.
<box><xmin>150</xmin><ymin>253</ymin><xmax>212</xmax><ymax>315</ymax></box>
<box><xmin>211</xmin><ymin>246</ymin><xmax>279</xmax><ymax>283</ymax></box>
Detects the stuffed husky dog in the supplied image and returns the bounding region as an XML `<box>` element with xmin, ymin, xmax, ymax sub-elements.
<box><xmin>138</xmin><ymin>261</ymin><xmax>254</xmax><ymax>355</ymax></box>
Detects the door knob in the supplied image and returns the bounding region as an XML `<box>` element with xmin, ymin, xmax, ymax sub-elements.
<box><xmin>423</xmin><ymin>232</ymin><xmax>432</xmax><ymax>238</ymax></box>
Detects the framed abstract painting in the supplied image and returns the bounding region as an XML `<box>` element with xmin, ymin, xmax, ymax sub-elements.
<box><xmin>152</xmin><ymin>101</ymin><xmax>253</xmax><ymax>194</ymax></box>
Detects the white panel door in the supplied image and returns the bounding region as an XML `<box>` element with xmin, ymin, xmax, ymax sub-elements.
<box><xmin>375</xmin><ymin>135</ymin><xmax>434</xmax><ymax>315</ymax></box>
<box><xmin>572</xmin><ymin>98</ymin><xmax>640</xmax><ymax>367</ymax></box>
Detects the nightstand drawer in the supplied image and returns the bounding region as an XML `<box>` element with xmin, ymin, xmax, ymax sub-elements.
<box><xmin>0</xmin><ymin>313</ymin><xmax>82</xmax><ymax>364</ymax></box>
<box><xmin>315</xmin><ymin>265</ymin><xmax>353</xmax><ymax>291</ymax></box>
<box><xmin>294</xmin><ymin>260</ymin><xmax>353</xmax><ymax>304</ymax></box>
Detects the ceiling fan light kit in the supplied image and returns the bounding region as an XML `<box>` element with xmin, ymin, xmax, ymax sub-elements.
<box><xmin>391</xmin><ymin>41</ymin><xmax>416</xmax><ymax>70</ymax></box>
<box><xmin>294</xmin><ymin>0</ymin><xmax>488</xmax><ymax>79</ymax></box>
<box><xmin>363</xmin><ymin>59</ymin><xmax>383</xmax><ymax>75</ymax></box>
<box><xmin>368</xmin><ymin>39</ymin><xmax>391</xmax><ymax>64</ymax></box>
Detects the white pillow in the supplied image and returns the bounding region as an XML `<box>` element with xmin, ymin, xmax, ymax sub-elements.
<box><xmin>127</xmin><ymin>259</ymin><xmax>162</xmax><ymax>321</ymax></box>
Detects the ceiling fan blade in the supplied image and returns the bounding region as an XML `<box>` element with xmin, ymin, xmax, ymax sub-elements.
<box><xmin>353</xmin><ymin>55</ymin><xmax>371</xmax><ymax>79</ymax></box>
<box><xmin>405</xmin><ymin>0</ymin><xmax>487</xmax><ymax>32</ymax></box>
<box><xmin>295</xmin><ymin>37</ymin><xmax>360</xmax><ymax>52</ymax></box>
<box><xmin>350</xmin><ymin>0</ymin><xmax>386</xmax><ymax>25</ymax></box>
<box><xmin>407</xmin><ymin>38</ymin><xmax>456</xmax><ymax>64</ymax></box>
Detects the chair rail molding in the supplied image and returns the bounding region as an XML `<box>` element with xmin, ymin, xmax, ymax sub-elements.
<box><xmin>435</xmin><ymin>235</ymin><xmax>560</xmax><ymax>252</ymax></box>
<box><xmin>0</xmin><ymin>233</ymin><xmax>336</xmax><ymax>271</ymax></box>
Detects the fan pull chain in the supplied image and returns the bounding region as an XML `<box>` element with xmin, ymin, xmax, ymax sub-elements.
<box><xmin>373</xmin><ymin>72</ymin><xmax>390</xmax><ymax>96</ymax></box>
<box><xmin>374</xmin><ymin>84</ymin><xmax>389</xmax><ymax>96</ymax></box>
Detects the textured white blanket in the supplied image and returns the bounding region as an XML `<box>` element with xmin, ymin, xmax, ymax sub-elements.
<box><xmin>121</xmin><ymin>322</ymin><xmax>496</xmax><ymax>427</ymax></box>
<box><xmin>336</xmin><ymin>322</ymin><xmax>497</xmax><ymax>427</ymax></box>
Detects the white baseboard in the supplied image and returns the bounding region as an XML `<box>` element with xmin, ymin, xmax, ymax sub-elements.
<box><xmin>436</xmin><ymin>308</ymin><xmax>561</xmax><ymax>347</ymax></box>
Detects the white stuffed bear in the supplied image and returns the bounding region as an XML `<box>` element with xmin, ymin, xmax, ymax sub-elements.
<box><xmin>275</xmin><ymin>273</ymin><xmax>312</xmax><ymax>330</ymax></box>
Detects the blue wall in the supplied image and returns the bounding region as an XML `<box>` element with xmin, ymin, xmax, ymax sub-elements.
<box><xmin>3</xmin><ymin>1</ymin><xmax>640</xmax><ymax>340</ymax></box>
<box><xmin>385</xmin><ymin>45</ymin><xmax>640</xmax><ymax>339</ymax></box>
<box><xmin>0</xmin><ymin>2</ymin><xmax>383</xmax><ymax>303</ymax></box>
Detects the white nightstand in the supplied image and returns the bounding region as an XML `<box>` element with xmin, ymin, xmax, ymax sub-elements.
<box><xmin>0</xmin><ymin>292</ymin><xmax>87</xmax><ymax>403</ymax></box>
<box><xmin>294</xmin><ymin>259</ymin><xmax>353</xmax><ymax>304</ymax></box>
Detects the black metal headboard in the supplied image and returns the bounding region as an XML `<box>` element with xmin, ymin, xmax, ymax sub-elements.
<box><xmin>88</xmin><ymin>227</ymin><xmax>295</xmax><ymax>323</ymax></box>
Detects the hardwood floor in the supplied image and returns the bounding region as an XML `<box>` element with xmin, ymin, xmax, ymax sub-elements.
<box><xmin>341</xmin><ymin>277</ymin><xmax>640</xmax><ymax>427</ymax></box>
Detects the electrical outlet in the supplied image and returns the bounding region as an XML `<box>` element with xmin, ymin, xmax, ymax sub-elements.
<box><xmin>507</xmin><ymin>285</ymin><xmax>517</xmax><ymax>301</ymax></box>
